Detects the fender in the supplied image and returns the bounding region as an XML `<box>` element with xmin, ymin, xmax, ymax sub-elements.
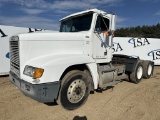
<box><xmin>112</xmin><ymin>54</ymin><xmax>140</xmax><ymax>72</ymax></box>
<box><xmin>21</xmin><ymin>54</ymin><xmax>95</xmax><ymax>84</ymax></box>
<box><xmin>86</xmin><ymin>63</ymin><xmax>99</xmax><ymax>89</ymax></box>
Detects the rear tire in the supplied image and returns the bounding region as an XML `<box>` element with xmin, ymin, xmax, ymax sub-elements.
<box><xmin>130</xmin><ymin>62</ymin><xmax>143</xmax><ymax>84</ymax></box>
<box><xmin>58</xmin><ymin>70</ymin><xmax>91</xmax><ymax>110</ymax></box>
<box><xmin>143</xmin><ymin>61</ymin><xmax>154</xmax><ymax>79</ymax></box>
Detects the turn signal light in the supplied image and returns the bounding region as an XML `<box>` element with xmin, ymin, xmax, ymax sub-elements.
<box><xmin>33</xmin><ymin>68</ymin><xmax>44</xmax><ymax>79</ymax></box>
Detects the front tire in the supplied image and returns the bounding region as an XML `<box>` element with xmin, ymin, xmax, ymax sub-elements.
<box><xmin>58</xmin><ymin>70</ymin><xmax>91</xmax><ymax>110</ymax></box>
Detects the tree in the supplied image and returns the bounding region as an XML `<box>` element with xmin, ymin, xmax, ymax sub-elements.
<box><xmin>115</xmin><ymin>23</ymin><xmax>160</xmax><ymax>38</ymax></box>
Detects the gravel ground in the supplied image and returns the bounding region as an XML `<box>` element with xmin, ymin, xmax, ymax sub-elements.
<box><xmin>0</xmin><ymin>66</ymin><xmax>160</xmax><ymax>120</ymax></box>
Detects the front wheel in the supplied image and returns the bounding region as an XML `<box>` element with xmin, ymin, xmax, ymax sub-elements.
<box><xmin>58</xmin><ymin>70</ymin><xmax>91</xmax><ymax>110</ymax></box>
<box><xmin>130</xmin><ymin>62</ymin><xmax>144</xmax><ymax>84</ymax></box>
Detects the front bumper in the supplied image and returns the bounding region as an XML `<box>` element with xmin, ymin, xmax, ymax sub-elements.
<box><xmin>9</xmin><ymin>71</ymin><xmax>60</xmax><ymax>103</ymax></box>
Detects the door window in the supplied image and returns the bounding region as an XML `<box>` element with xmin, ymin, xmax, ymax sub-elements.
<box><xmin>95</xmin><ymin>16</ymin><xmax>110</xmax><ymax>32</ymax></box>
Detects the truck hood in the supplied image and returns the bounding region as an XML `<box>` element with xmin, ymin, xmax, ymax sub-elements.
<box><xmin>18</xmin><ymin>31</ymin><xmax>85</xmax><ymax>41</ymax></box>
<box><xmin>17</xmin><ymin>31</ymin><xmax>88</xmax><ymax>75</ymax></box>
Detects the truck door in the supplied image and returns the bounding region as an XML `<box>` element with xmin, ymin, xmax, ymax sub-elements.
<box><xmin>92</xmin><ymin>14</ymin><xmax>116</xmax><ymax>62</ymax></box>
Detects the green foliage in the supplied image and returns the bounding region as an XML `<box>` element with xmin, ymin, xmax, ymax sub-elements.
<box><xmin>115</xmin><ymin>23</ymin><xmax>160</xmax><ymax>38</ymax></box>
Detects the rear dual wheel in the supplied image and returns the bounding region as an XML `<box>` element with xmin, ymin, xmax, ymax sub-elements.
<box><xmin>143</xmin><ymin>61</ymin><xmax>154</xmax><ymax>79</ymax></box>
<box><xmin>129</xmin><ymin>61</ymin><xmax>154</xmax><ymax>84</ymax></box>
<box><xmin>130</xmin><ymin>62</ymin><xmax>143</xmax><ymax>84</ymax></box>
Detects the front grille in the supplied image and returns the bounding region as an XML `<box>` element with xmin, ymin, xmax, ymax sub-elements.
<box><xmin>10</xmin><ymin>40</ymin><xmax>20</xmax><ymax>76</ymax></box>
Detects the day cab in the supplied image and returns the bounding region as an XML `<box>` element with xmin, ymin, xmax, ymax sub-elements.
<box><xmin>9</xmin><ymin>9</ymin><xmax>154</xmax><ymax>110</ymax></box>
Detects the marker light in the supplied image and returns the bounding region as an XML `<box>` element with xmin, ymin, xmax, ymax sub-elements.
<box><xmin>104</xmin><ymin>31</ymin><xmax>109</xmax><ymax>36</ymax></box>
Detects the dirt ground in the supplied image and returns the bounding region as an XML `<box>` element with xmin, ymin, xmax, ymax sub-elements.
<box><xmin>0</xmin><ymin>66</ymin><xmax>160</xmax><ymax>120</ymax></box>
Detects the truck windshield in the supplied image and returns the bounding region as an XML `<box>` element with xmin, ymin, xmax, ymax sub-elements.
<box><xmin>60</xmin><ymin>13</ymin><xmax>93</xmax><ymax>32</ymax></box>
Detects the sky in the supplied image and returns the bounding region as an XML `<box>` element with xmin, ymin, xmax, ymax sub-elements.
<box><xmin>0</xmin><ymin>0</ymin><xmax>160</xmax><ymax>30</ymax></box>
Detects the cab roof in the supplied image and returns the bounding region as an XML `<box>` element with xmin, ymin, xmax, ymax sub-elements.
<box><xmin>60</xmin><ymin>9</ymin><xmax>109</xmax><ymax>21</ymax></box>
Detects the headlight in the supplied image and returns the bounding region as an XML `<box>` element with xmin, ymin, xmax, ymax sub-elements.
<box><xmin>23</xmin><ymin>65</ymin><xmax>44</xmax><ymax>79</ymax></box>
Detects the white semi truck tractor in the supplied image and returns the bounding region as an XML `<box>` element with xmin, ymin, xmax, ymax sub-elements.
<box><xmin>9</xmin><ymin>9</ymin><xmax>154</xmax><ymax>110</ymax></box>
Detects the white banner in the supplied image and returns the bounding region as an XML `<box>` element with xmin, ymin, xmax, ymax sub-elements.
<box><xmin>0</xmin><ymin>25</ymin><xmax>45</xmax><ymax>75</ymax></box>
<box><xmin>0</xmin><ymin>25</ymin><xmax>160</xmax><ymax>75</ymax></box>
<box><xmin>113</xmin><ymin>37</ymin><xmax>160</xmax><ymax>65</ymax></box>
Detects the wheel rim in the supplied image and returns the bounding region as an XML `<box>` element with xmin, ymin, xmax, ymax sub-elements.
<box><xmin>137</xmin><ymin>66</ymin><xmax>143</xmax><ymax>79</ymax></box>
<box><xmin>67</xmin><ymin>79</ymin><xmax>86</xmax><ymax>103</ymax></box>
<box><xmin>147</xmin><ymin>64</ymin><xmax>152</xmax><ymax>75</ymax></box>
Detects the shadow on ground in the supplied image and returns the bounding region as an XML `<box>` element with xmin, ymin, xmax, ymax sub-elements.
<box><xmin>73</xmin><ymin>116</ymin><xmax>87</xmax><ymax>120</ymax></box>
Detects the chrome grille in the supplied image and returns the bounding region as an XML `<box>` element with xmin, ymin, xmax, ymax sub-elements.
<box><xmin>10</xmin><ymin>40</ymin><xmax>20</xmax><ymax>76</ymax></box>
